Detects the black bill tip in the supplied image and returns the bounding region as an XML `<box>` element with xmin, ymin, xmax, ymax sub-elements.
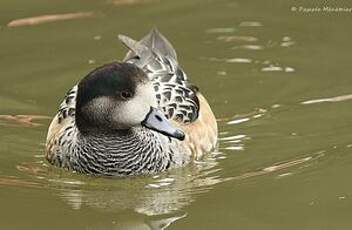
<box><xmin>174</xmin><ymin>129</ymin><xmax>185</xmax><ymax>141</ymax></box>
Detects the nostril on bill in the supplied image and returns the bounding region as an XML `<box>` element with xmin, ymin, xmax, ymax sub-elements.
<box><xmin>155</xmin><ymin>115</ymin><xmax>163</xmax><ymax>122</ymax></box>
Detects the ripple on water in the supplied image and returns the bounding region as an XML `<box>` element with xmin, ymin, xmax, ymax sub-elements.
<box><xmin>301</xmin><ymin>94</ymin><xmax>352</xmax><ymax>105</ymax></box>
<box><xmin>217</xmin><ymin>35</ymin><xmax>258</xmax><ymax>42</ymax></box>
<box><xmin>218</xmin><ymin>132</ymin><xmax>250</xmax><ymax>152</ymax></box>
<box><xmin>280</xmin><ymin>36</ymin><xmax>296</xmax><ymax>47</ymax></box>
<box><xmin>207</xmin><ymin>56</ymin><xmax>296</xmax><ymax>74</ymax></box>
<box><xmin>239</xmin><ymin>21</ymin><xmax>263</xmax><ymax>27</ymax></box>
<box><xmin>227</xmin><ymin>117</ymin><xmax>250</xmax><ymax>125</ymax></box>
<box><xmin>225</xmin><ymin>108</ymin><xmax>267</xmax><ymax>126</ymax></box>
<box><xmin>225</xmin><ymin>58</ymin><xmax>252</xmax><ymax>63</ymax></box>
<box><xmin>207</xmin><ymin>25</ymin><xmax>296</xmax><ymax>75</ymax></box>
<box><xmin>232</xmin><ymin>44</ymin><xmax>264</xmax><ymax>50</ymax></box>
<box><xmin>13</xmin><ymin>152</ymin><xmax>228</xmax><ymax>217</ymax></box>
<box><xmin>206</xmin><ymin>28</ymin><xmax>236</xmax><ymax>34</ymax></box>
<box><xmin>93</xmin><ymin>35</ymin><xmax>102</xmax><ymax>40</ymax></box>
<box><xmin>261</xmin><ymin>65</ymin><xmax>295</xmax><ymax>73</ymax></box>
<box><xmin>7</xmin><ymin>12</ymin><xmax>96</xmax><ymax>27</ymax></box>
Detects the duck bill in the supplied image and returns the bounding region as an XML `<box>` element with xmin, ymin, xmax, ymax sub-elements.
<box><xmin>141</xmin><ymin>107</ymin><xmax>185</xmax><ymax>141</ymax></box>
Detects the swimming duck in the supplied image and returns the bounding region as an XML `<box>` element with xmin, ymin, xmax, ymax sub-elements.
<box><xmin>45</xmin><ymin>28</ymin><xmax>217</xmax><ymax>176</ymax></box>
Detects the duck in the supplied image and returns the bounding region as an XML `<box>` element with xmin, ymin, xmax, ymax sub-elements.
<box><xmin>45</xmin><ymin>28</ymin><xmax>218</xmax><ymax>176</ymax></box>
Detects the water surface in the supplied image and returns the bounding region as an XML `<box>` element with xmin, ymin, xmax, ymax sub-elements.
<box><xmin>1</xmin><ymin>0</ymin><xmax>352</xmax><ymax>229</ymax></box>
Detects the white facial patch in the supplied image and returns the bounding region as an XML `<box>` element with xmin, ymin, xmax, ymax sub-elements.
<box><xmin>112</xmin><ymin>82</ymin><xmax>157</xmax><ymax>128</ymax></box>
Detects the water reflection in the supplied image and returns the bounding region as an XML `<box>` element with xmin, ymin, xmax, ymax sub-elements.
<box><xmin>7</xmin><ymin>12</ymin><xmax>96</xmax><ymax>27</ymax></box>
<box><xmin>261</xmin><ymin>65</ymin><xmax>295</xmax><ymax>72</ymax></box>
<box><xmin>232</xmin><ymin>44</ymin><xmax>264</xmax><ymax>50</ymax></box>
<box><xmin>223</xmin><ymin>108</ymin><xmax>267</xmax><ymax>126</ymax></box>
<box><xmin>217</xmin><ymin>35</ymin><xmax>258</xmax><ymax>42</ymax></box>
<box><xmin>225</xmin><ymin>58</ymin><xmax>252</xmax><ymax>63</ymax></box>
<box><xmin>0</xmin><ymin>114</ymin><xmax>50</xmax><ymax>127</ymax></box>
<box><xmin>219</xmin><ymin>134</ymin><xmax>249</xmax><ymax>151</ymax></box>
<box><xmin>239</xmin><ymin>21</ymin><xmax>263</xmax><ymax>27</ymax></box>
<box><xmin>204</xmin><ymin>21</ymin><xmax>297</xmax><ymax>74</ymax></box>
<box><xmin>202</xmin><ymin>56</ymin><xmax>296</xmax><ymax>73</ymax></box>
<box><xmin>206</xmin><ymin>28</ymin><xmax>236</xmax><ymax>34</ymax></box>
<box><xmin>301</xmin><ymin>94</ymin><xmax>352</xmax><ymax>105</ymax></box>
<box><xmin>87</xmin><ymin>212</ymin><xmax>187</xmax><ymax>230</ymax></box>
<box><xmin>11</xmin><ymin>148</ymin><xmax>228</xmax><ymax>229</ymax></box>
<box><xmin>12</xmin><ymin>141</ymin><xmax>230</xmax><ymax>223</ymax></box>
<box><xmin>280</xmin><ymin>36</ymin><xmax>296</xmax><ymax>47</ymax></box>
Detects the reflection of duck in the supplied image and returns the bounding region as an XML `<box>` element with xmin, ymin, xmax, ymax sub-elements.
<box><xmin>45</xmin><ymin>28</ymin><xmax>217</xmax><ymax>176</ymax></box>
<box><xmin>15</xmin><ymin>151</ymin><xmax>225</xmax><ymax>222</ymax></box>
<box><xmin>54</xmin><ymin>159</ymin><xmax>220</xmax><ymax>212</ymax></box>
<box><xmin>54</xmin><ymin>160</ymin><xmax>223</xmax><ymax>229</ymax></box>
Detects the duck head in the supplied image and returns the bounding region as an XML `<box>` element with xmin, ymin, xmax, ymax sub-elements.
<box><xmin>75</xmin><ymin>62</ymin><xmax>185</xmax><ymax>140</ymax></box>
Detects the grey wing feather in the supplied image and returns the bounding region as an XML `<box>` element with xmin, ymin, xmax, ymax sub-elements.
<box><xmin>118</xmin><ymin>28</ymin><xmax>199</xmax><ymax>124</ymax></box>
<box><xmin>119</xmin><ymin>27</ymin><xmax>177</xmax><ymax>62</ymax></box>
<box><xmin>118</xmin><ymin>34</ymin><xmax>150</xmax><ymax>62</ymax></box>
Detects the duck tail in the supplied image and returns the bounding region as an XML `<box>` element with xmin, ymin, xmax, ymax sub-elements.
<box><xmin>118</xmin><ymin>27</ymin><xmax>177</xmax><ymax>62</ymax></box>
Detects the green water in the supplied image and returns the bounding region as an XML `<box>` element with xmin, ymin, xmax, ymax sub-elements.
<box><xmin>1</xmin><ymin>0</ymin><xmax>352</xmax><ymax>229</ymax></box>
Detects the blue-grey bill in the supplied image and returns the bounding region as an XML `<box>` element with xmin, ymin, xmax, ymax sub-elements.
<box><xmin>141</xmin><ymin>107</ymin><xmax>185</xmax><ymax>141</ymax></box>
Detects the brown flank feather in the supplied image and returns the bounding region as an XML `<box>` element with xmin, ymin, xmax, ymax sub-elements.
<box><xmin>177</xmin><ymin>93</ymin><xmax>218</xmax><ymax>159</ymax></box>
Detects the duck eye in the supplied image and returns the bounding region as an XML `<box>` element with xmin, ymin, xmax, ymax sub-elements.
<box><xmin>120</xmin><ymin>91</ymin><xmax>132</xmax><ymax>100</ymax></box>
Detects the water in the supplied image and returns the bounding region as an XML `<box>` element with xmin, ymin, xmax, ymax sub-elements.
<box><xmin>1</xmin><ymin>0</ymin><xmax>352</xmax><ymax>229</ymax></box>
